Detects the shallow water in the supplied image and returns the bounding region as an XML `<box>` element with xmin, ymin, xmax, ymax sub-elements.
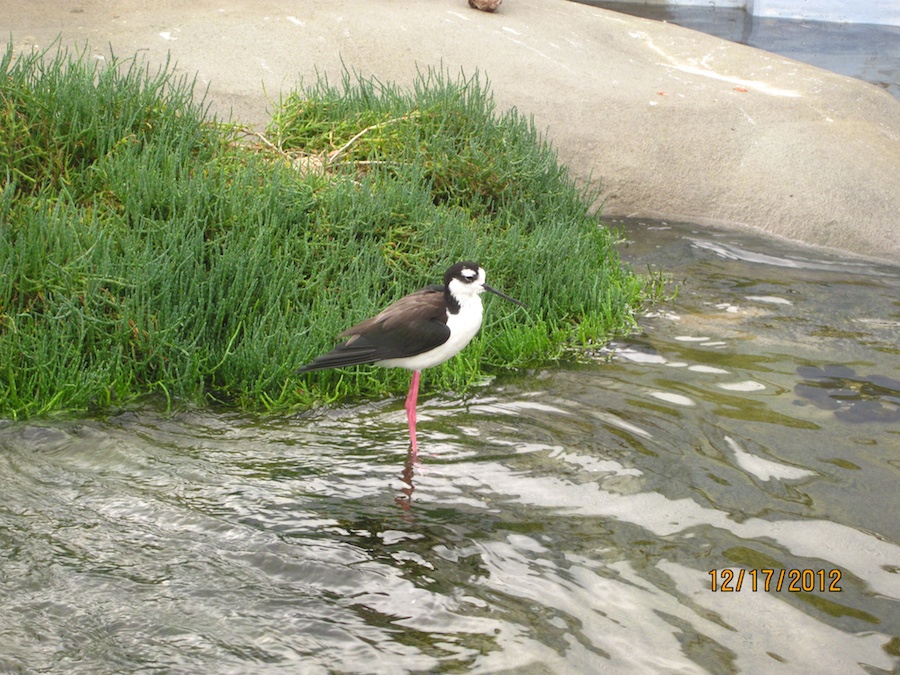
<box><xmin>581</xmin><ymin>2</ymin><xmax>900</xmax><ymax>99</ymax></box>
<box><xmin>1</xmin><ymin>219</ymin><xmax>899</xmax><ymax>673</ymax></box>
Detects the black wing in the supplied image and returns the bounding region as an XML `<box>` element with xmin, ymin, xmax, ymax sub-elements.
<box><xmin>297</xmin><ymin>286</ymin><xmax>450</xmax><ymax>373</ymax></box>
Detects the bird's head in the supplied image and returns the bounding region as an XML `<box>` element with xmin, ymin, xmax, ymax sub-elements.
<box><xmin>444</xmin><ymin>261</ymin><xmax>526</xmax><ymax>307</ymax></box>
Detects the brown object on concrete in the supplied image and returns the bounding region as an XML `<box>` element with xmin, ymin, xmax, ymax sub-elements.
<box><xmin>469</xmin><ymin>0</ymin><xmax>502</xmax><ymax>12</ymax></box>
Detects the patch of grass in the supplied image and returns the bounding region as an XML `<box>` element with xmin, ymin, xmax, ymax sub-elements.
<box><xmin>0</xmin><ymin>44</ymin><xmax>659</xmax><ymax>418</ymax></box>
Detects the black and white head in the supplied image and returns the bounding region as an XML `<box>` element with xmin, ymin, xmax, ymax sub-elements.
<box><xmin>443</xmin><ymin>261</ymin><xmax>526</xmax><ymax>312</ymax></box>
<box><xmin>444</xmin><ymin>261</ymin><xmax>486</xmax><ymax>301</ymax></box>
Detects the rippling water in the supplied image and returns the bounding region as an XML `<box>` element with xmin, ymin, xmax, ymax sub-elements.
<box><xmin>1</xmin><ymin>219</ymin><xmax>898</xmax><ymax>673</ymax></box>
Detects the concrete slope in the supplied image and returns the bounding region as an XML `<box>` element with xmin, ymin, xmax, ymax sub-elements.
<box><xmin>8</xmin><ymin>0</ymin><xmax>899</xmax><ymax>261</ymax></box>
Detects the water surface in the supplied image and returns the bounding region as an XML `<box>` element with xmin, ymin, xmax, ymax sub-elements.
<box><xmin>1</xmin><ymin>219</ymin><xmax>898</xmax><ymax>673</ymax></box>
<box><xmin>579</xmin><ymin>2</ymin><xmax>900</xmax><ymax>99</ymax></box>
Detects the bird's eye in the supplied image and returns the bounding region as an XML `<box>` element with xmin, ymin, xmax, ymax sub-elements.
<box><xmin>461</xmin><ymin>269</ymin><xmax>477</xmax><ymax>280</ymax></box>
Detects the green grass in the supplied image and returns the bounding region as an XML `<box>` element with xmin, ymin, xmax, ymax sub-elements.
<box><xmin>0</xmin><ymin>44</ymin><xmax>661</xmax><ymax>418</ymax></box>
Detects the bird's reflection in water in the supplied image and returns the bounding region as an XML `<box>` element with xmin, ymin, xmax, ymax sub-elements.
<box><xmin>394</xmin><ymin>445</ymin><xmax>418</xmax><ymax>511</ymax></box>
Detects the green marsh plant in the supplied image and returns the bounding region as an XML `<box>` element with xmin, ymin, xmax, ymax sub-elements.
<box><xmin>0</xmin><ymin>44</ymin><xmax>658</xmax><ymax>418</ymax></box>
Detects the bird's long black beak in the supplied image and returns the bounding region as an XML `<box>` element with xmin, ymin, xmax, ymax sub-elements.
<box><xmin>484</xmin><ymin>284</ymin><xmax>527</xmax><ymax>308</ymax></box>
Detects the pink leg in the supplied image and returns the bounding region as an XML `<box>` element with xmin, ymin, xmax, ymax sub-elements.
<box><xmin>405</xmin><ymin>371</ymin><xmax>421</xmax><ymax>459</ymax></box>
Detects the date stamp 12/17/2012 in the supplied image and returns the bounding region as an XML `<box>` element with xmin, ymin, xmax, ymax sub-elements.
<box><xmin>709</xmin><ymin>568</ymin><xmax>842</xmax><ymax>593</ymax></box>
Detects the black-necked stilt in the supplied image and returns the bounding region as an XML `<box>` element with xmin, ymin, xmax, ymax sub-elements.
<box><xmin>297</xmin><ymin>261</ymin><xmax>525</xmax><ymax>458</ymax></box>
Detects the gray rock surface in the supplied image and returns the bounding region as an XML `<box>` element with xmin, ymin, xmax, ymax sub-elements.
<box><xmin>7</xmin><ymin>0</ymin><xmax>899</xmax><ymax>261</ymax></box>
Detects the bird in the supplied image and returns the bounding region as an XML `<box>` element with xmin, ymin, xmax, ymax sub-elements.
<box><xmin>297</xmin><ymin>261</ymin><xmax>525</xmax><ymax>459</ymax></box>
